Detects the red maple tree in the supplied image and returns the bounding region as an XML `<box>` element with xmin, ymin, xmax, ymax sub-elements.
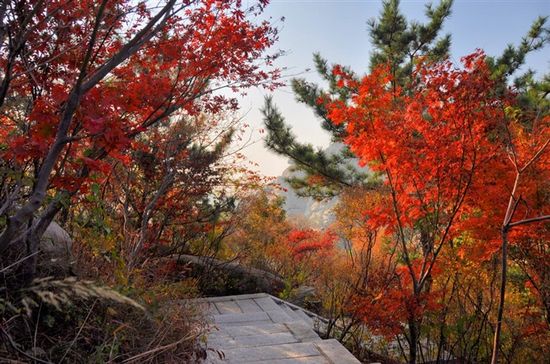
<box><xmin>327</xmin><ymin>51</ymin><xmax>549</xmax><ymax>363</ymax></box>
<box><xmin>0</xmin><ymin>0</ymin><xmax>280</xmax><ymax>282</ymax></box>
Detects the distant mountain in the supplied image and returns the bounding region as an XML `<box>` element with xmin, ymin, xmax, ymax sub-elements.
<box><xmin>277</xmin><ymin>143</ymin><xmax>352</xmax><ymax>229</ymax></box>
<box><xmin>276</xmin><ymin>143</ymin><xmax>365</xmax><ymax>229</ymax></box>
<box><xmin>277</xmin><ymin>167</ymin><xmax>337</xmax><ymax>229</ymax></box>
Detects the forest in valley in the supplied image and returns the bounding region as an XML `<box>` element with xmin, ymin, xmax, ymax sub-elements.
<box><xmin>0</xmin><ymin>0</ymin><xmax>548</xmax><ymax>363</ymax></box>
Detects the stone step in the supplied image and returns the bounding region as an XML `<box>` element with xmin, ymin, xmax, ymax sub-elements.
<box><xmin>208</xmin><ymin>332</ymin><xmax>299</xmax><ymax>349</ymax></box>
<box><xmin>285</xmin><ymin>321</ymin><xmax>322</xmax><ymax>343</ymax></box>
<box><xmin>210</xmin><ymin>321</ymin><xmax>320</xmax><ymax>343</ymax></box>
<box><xmin>204</xmin><ymin>294</ymin><xmax>289</xmax><ymax>317</ymax></box>
<box><xmin>253</xmin><ymin>295</ymin><xmax>282</xmax><ymax>311</ymax></box>
<box><xmin>212</xmin><ymin>308</ymin><xmax>294</xmax><ymax>326</ymax></box>
<box><xmin>211</xmin><ymin>308</ymin><xmax>296</xmax><ymax>328</ymax></box>
<box><xmin>315</xmin><ymin>339</ymin><xmax>362</xmax><ymax>363</ymax></box>
<box><xmin>206</xmin><ymin>339</ymin><xmax>361</xmax><ymax>363</ymax></box>
<box><xmin>212</xmin><ymin>311</ymin><xmax>270</xmax><ymax>325</ymax></box>
<box><xmin>280</xmin><ymin>303</ymin><xmax>301</xmax><ymax>320</ymax></box>
<box><xmin>277</xmin><ymin>302</ymin><xmax>315</xmax><ymax>328</ymax></box>
<box><xmin>235</xmin><ymin>297</ymin><xmax>264</xmax><ymax>313</ymax></box>
<box><xmin>198</xmin><ymin>293</ymin><xmax>271</xmax><ymax>302</ymax></box>
<box><xmin>248</xmin><ymin>357</ymin><xmax>330</xmax><ymax>364</ymax></box>
<box><xmin>215</xmin><ymin>300</ymin><xmax>242</xmax><ymax>314</ymax></box>
<box><xmin>292</xmin><ymin>307</ymin><xmax>314</xmax><ymax>327</ymax></box>
<box><xmin>206</xmin><ymin>341</ymin><xmax>323</xmax><ymax>363</ymax></box>
<box><xmin>203</xmin><ymin>294</ymin><xmax>361</xmax><ymax>364</ymax></box>
<box><xmin>211</xmin><ymin>322</ymin><xmax>290</xmax><ymax>338</ymax></box>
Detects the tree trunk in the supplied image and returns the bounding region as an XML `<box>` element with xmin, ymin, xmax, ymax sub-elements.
<box><xmin>408</xmin><ymin>317</ymin><xmax>418</xmax><ymax>364</ymax></box>
<box><xmin>0</xmin><ymin>0</ymin><xmax>177</xmax><ymax>256</ymax></box>
<box><xmin>19</xmin><ymin>231</ymin><xmax>40</xmax><ymax>285</ymax></box>
<box><xmin>491</xmin><ymin>228</ymin><xmax>509</xmax><ymax>364</ymax></box>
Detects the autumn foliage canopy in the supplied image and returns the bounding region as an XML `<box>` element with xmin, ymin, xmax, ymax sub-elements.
<box><xmin>324</xmin><ymin>50</ymin><xmax>549</xmax><ymax>360</ymax></box>
<box><xmin>0</xmin><ymin>0</ymin><xmax>280</xmax><ymax>275</ymax></box>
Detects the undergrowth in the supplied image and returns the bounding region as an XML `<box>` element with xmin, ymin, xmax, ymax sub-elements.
<box><xmin>0</xmin><ymin>245</ymin><xmax>208</xmax><ymax>363</ymax></box>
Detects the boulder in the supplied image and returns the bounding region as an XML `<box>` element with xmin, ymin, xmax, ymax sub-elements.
<box><xmin>172</xmin><ymin>254</ymin><xmax>285</xmax><ymax>295</ymax></box>
<box><xmin>39</xmin><ymin>221</ymin><xmax>73</xmax><ymax>275</ymax></box>
<box><xmin>289</xmin><ymin>285</ymin><xmax>320</xmax><ymax>311</ymax></box>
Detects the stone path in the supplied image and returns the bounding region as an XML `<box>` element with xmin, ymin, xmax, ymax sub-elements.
<box><xmin>200</xmin><ymin>293</ymin><xmax>361</xmax><ymax>364</ymax></box>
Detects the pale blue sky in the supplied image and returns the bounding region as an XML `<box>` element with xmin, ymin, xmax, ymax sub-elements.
<box><xmin>238</xmin><ymin>0</ymin><xmax>550</xmax><ymax>177</ymax></box>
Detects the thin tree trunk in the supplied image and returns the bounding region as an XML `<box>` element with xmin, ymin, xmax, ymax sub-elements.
<box><xmin>20</xmin><ymin>230</ymin><xmax>40</xmax><ymax>285</ymax></box>
<box><xmin>491</xmin><ymin>228</ymin><xmax>509</xmax><ymax>364</ymax></box>
<box><xmin>408</xmin><ymin>318</ymin><xmax>418</xmax><ymax>364</ymax></box>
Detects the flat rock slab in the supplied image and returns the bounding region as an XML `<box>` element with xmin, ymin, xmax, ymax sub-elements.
<box><xmin>215</xmin><ymin>300</ymin><xmax>242</xmax><ymax>314</ymax></box>
<box><xmin>208</xmin><ymin>332</ymin><xmax>299</xmax><ymax>349</ymax></box>
<box><xmin>248</xmin><ymin>358</ymin><xmax>330</xmax><ymax>364</ymax></box>
<box><xmin>203</xmin><ymin>293</ymin><xmax>360</xmax><ymax>364</ymax></box>
<box><xmin>213</xmin><ymin>322</ymin><xmax>289</xmax><ymax>337</ymax></box>
<box><xmin>208</xmin><ymin>342</ymin><xmax>321</xmax><ymax>363</ymax></box>
<box><xmin>213</xmin><ymin>311</ymin><xmax>272</xmax><ymax>324</ymax></box>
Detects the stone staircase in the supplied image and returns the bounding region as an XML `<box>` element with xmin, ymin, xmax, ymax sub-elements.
<box><xmin>201</xmin><ymin>293</ymin><xmax>361</xmax><ymax>363</ymax></box>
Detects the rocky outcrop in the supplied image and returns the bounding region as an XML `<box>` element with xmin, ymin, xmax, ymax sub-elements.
<box><xmin>172</xmin><ymin>254</ymin><xmax>285</xmax><ymax>295</ymax></box>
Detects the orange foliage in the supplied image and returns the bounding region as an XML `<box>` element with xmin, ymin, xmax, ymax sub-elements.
<box><xmin>326</xmin><ymin>51</ymin><xmax>550</xmax><ymax>358</ymax></box>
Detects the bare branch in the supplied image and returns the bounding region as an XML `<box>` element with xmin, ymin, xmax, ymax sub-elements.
<box><xmin>508</xmin><ymin>214</ymin><xmax>550</xmax><ymax>228</ymax></box>
<box><xmin>519</xmin><ymin>138</ymin><xmax>550</xmax><ymax>173</ymax></box>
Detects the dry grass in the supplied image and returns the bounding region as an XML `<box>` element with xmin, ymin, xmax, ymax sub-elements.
<box><xmin>0</xmin><ymin>240</ymin><xmax>208</xmax><ymax>363</ymax></box>
<box><xmin>0</xmin><ymin>279</ymin><xmax>208</xmax><ymax>363</ymax></box>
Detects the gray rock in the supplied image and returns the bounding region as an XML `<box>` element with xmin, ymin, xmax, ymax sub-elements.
<box><xmin>39</xmin><ymin>221</ymin><xmax>73</xmax><ymax>274</ymax></box>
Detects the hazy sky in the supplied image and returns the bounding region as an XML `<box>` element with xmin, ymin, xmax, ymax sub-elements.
<box><xmin>237</xmin><ymin>0</ymin><xmax>550</xmax><ymax>177</ymax></box>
